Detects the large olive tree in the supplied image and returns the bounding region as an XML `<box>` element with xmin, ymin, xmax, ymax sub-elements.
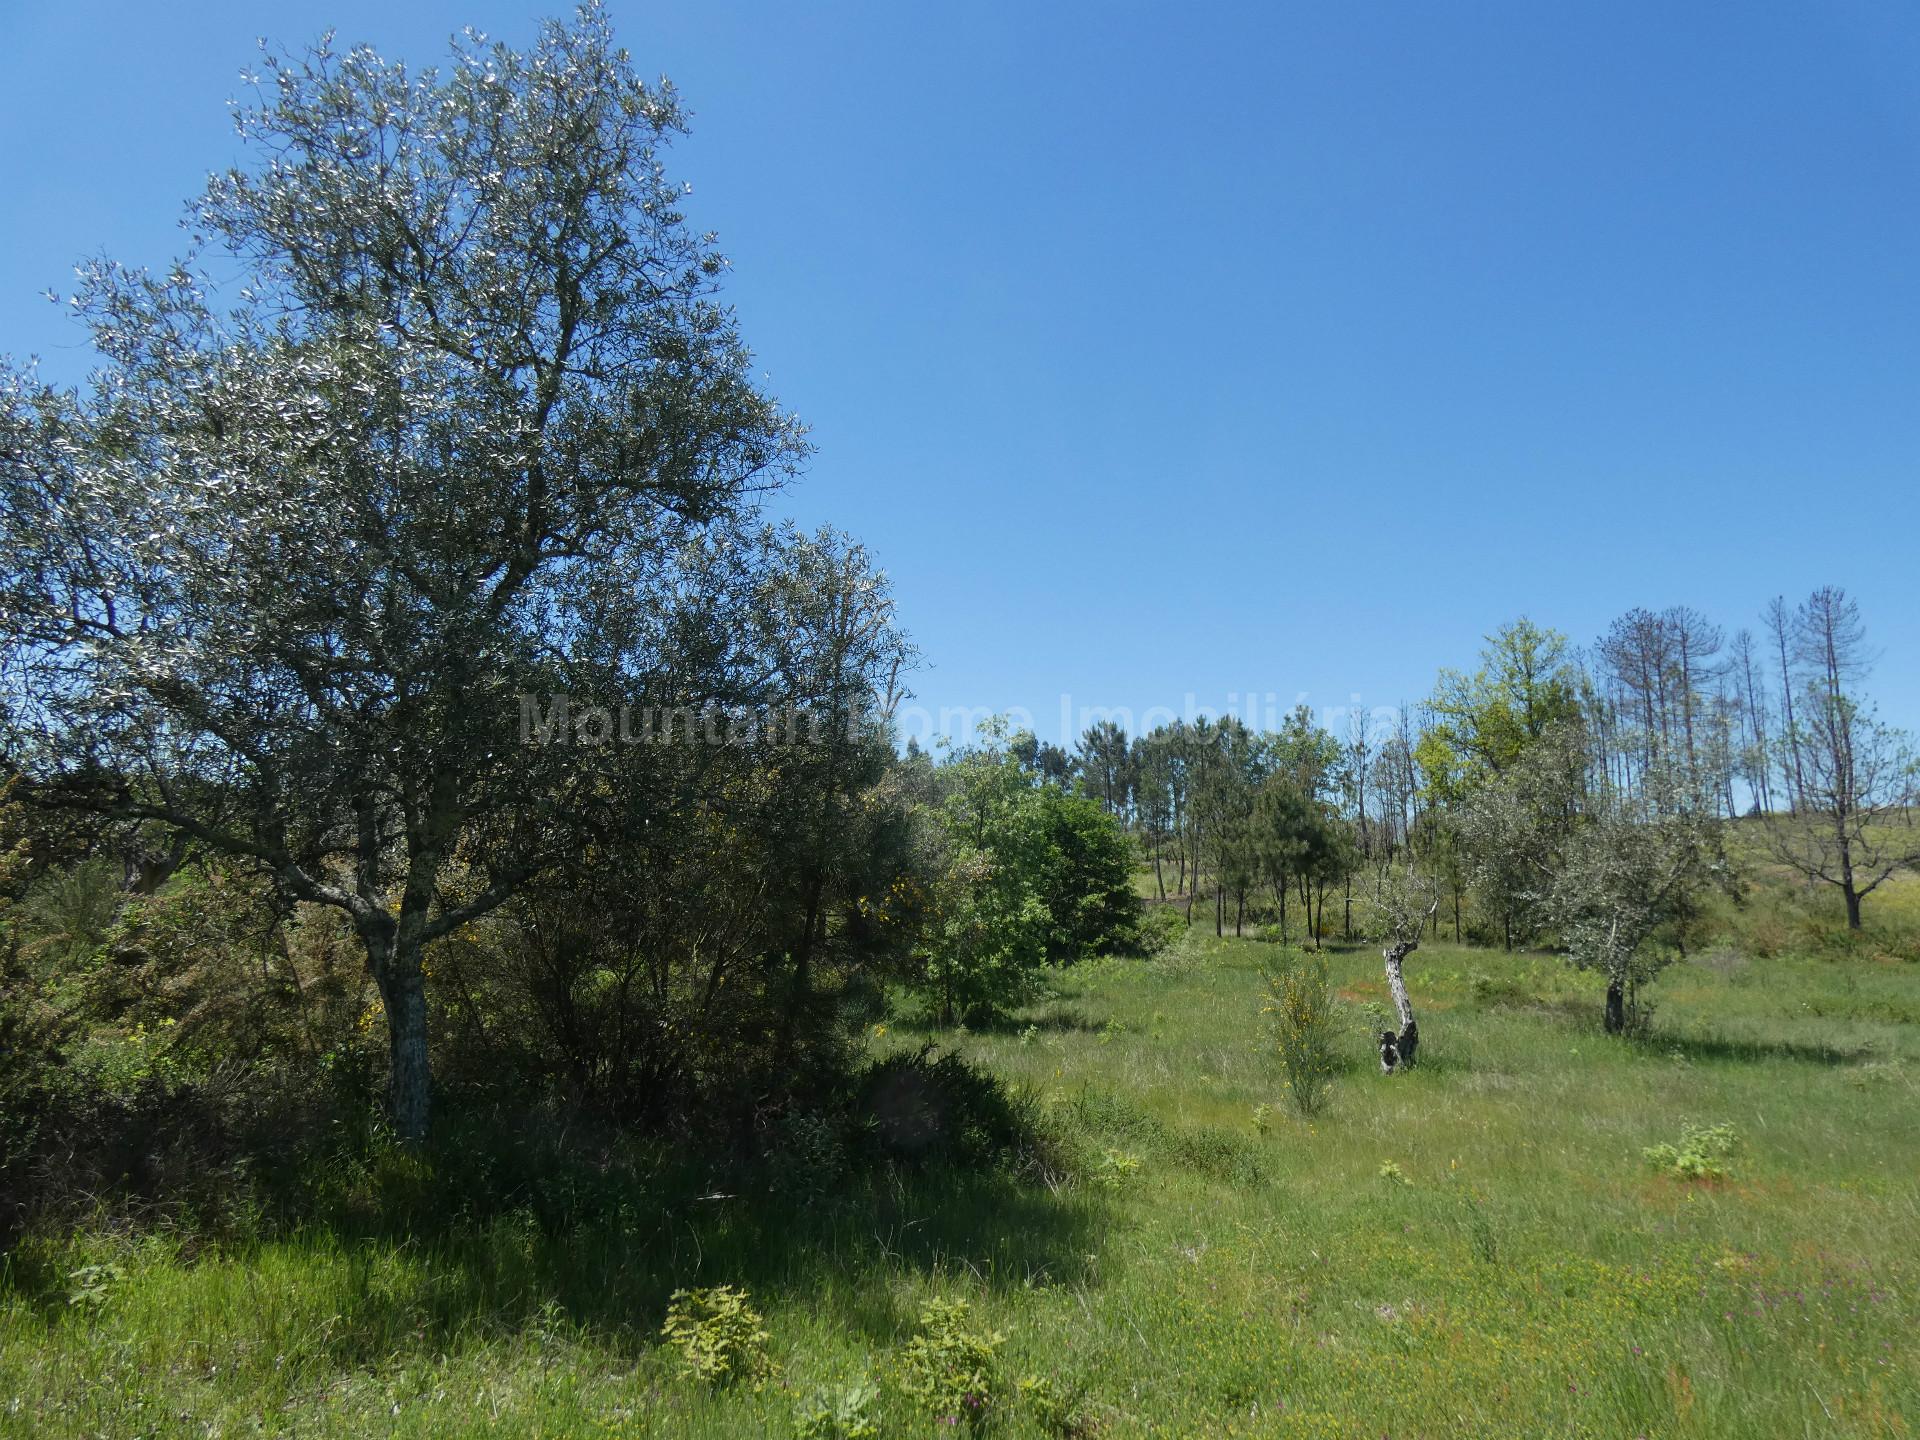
<box><xmin>0</xmin><ymin>6</ymin><xmax>807</xmax><ymax>1142</ymax></box>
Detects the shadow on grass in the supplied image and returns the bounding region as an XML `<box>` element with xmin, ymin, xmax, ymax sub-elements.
<box><xmin>1483</xmin><ymin>993</ymin><xmax>1872</xmax><ymax>1067</ymax></box>
<box><xmin>2</xmin><ymin>1104</ymin><xmax>1104</xmax><ymax>1368</ymax></box>
<box><xmin>377</xmin><ymin>1165</ymin><xmax>1100</xmax><ymax>1357</ymax></box>
<box><xmin>1507</xmin><ymin>995</ymin><xmax>1608</xmax><ymax>1026</ymax></box>
<box><xmin>890</xmin><ymin>1003</ymin><xmax>1105</xmax><ymax>1038</ymax></box>
<box><xmin>1633</xmin><ymin>1029</ymin><xmax>1873</xmax><ymax>1067</ymax></box>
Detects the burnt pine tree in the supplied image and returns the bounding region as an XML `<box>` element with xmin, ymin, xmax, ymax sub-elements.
<box><xmin>1764</xmin><ymin>588</ymin><xmax>1918</xmax><ymax>929</ymax></box>
<box><xmin>0</xmin><ymin>7</ymin><xmax>807</xmax><ymax>1143</ymax></box>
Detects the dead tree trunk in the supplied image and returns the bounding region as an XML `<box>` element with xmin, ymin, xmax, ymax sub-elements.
<box><xmin>1376</xmin><ymin>884</ymin><xmax>1438</xmax><ymax>1074</ymax></box>
<box><xmin>1380</xmin><ymin>937</ymin><xmax>1421</xmax><ymax>1072</ymax></box>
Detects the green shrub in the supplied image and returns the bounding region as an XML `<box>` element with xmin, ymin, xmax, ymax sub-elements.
<box><xmin>1262</xmin><ymin>951</ymin><xmax>1339</xmax><ymax>1115</ymax></box>
<box><xmin>1018</xmin><ymin>1372</ymin><xmax>1096</xmax><ymax>1437</ymax></box>
<box><xmin>1137</xmin><ymin>904</ymin><xmax>1188</xmax><ymax>956</ymax></box>
<box><xmin>1029</xmin><ymin>785</ymin><xmax>1142</xmax><ymax>960</ymax></box>
<box><xmin>1643</xmin><ymin>1121</ymin><xmax>1739</xmax><ymax>1182</ymax></box>
<box><xmin>917</xmin><ymin>741</ymin><xmax>1142</xmax><ymax>1022</ymax></box>
<box><xmin>660</xmin><ymin>1285</ymin><xmax>776</xmax><ymax>1388</ymax></box>
<box><xmin>793</xmin><ymin>1378</ymin><xmax>881</xmax><ymax>1440</ymax></box>
<box><xmin>1162</xmin><ymin>1125</ymin><xmax>1267</xmax><ymax>1186</ymax></box>
<box><xmin>896</xmin><ymin>1297</ymin><xmax>1003</xmax><ymax>1425</ymax></box>
<box><xmin>17</xmin><ymin>859</ymin><xmax>121</xmax><ymax>968</ymax></box>
<box><xmin>765</xmin><ymin>1108</ymin><xmax>851</xmax><ymax>1204</ymax></box>
<box><xmin>857</xmin><ymin>1047</ymin><xmax>1038</xmax><ymax>1170</ymax></box>
<box><xmin>1468</xmin><ymin>969</ymin><xmax>1528</xmax><ymax>1006</ymax></box>
<box><xmin>921</xmin><ymin>843</ymin><xmax>1051</xmax><ymax>1024</ymax></box>
<box><xmin>64</xmin><ymin>1260</ymin><xmax>127</xmax><ymax>1312</ymax></box>
<box><xmin>1093</xmin><ymin>1147</ymin><xmax>1142</xmax><ymax>1188</ymax></box>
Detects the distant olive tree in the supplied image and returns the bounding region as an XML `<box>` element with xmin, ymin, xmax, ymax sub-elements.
<box><xmin>1461</xmin><ymin>726</ymin><xmax>1724</xmax><ymax>1034</ymax></box>
<box><xmin>0</xmin><ymin>7</ymin><xmax>809</xmax><ymax>1142</ymax></box>
<box><xmin>1545</xmin><ymin>769</ymin><xmax>1726</xmax><ymax>1033</ymax></box>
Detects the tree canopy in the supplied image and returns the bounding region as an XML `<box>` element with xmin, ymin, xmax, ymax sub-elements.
<box><xmin>0</xmin><ymin>6</ymin><xmax>832</xmax><ymax>1141</ymax></box>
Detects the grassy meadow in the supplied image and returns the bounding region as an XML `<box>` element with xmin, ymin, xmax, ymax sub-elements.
<box><xmin>4</xmin><ymin>879</ymin><xmax>1918</xmax><ymax>1438</ymax></box>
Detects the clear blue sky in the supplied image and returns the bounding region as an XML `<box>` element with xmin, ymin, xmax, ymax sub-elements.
<box><xmin>4</xmin><ymin>1</ymin><xmax>1916</xmax><ymax>745</ymax></box>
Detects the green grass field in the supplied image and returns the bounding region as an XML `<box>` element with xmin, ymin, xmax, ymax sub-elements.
<box><xmin>4</xmin><ymin>919</ymin><xmax>1917</xmax><ymax>1437</ymax></box>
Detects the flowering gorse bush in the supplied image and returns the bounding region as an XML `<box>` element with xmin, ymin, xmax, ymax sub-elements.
<box><xmin>1263</xmin><ymin>951</ymin><xmax>1339</xmax><ymax>1115</ymax></box>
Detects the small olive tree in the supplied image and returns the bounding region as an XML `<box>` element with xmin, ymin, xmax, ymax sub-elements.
<box><xmin>1461</xmin><ymin>725</ymin><xmax>1724</xmax><ymax>1036</ymax></box>
<box><xmin>1546</xmin><ymin>772</ymin><xmax>1726</xmax><ymax>1034</ymax></box>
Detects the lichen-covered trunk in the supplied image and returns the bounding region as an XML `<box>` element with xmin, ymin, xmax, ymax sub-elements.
<box><xmin>1381</xmin><ymin>941</ymin><xmax>1420</xmax><ymax>1071</ymax></box>
<box><xmin>367</xmin><ymin>931</ymin><xmax>432</xmax><ymax>1146</ymax></box>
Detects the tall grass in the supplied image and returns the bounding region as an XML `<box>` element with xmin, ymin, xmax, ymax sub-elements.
<box><xmin>3</xmin><ymin>928</ymin><xmax>1917</xmax><ymax>1437</ymax></box>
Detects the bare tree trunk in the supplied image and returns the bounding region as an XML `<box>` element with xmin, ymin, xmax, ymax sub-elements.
<box><xmin>1841</xmin><ymin>843</ymin><xmax>1863</xmax><ymax>930</ymax></box>
<box><xmin>1768</xmin><ymin>596</ymin><xmax>1804</xmax><ymax>814</ymax></box>
<box><xmin>1603</xmin><ymin>975</ymin><xmax>1625</xmax><ymax>1034</ymax></box>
